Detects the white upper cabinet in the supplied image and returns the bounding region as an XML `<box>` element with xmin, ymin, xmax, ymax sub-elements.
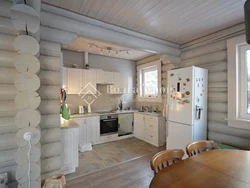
<box><xmin>67</xmin><ymin>68</ymin><xmax>82</xmax><ymax>94</ymax></box>
<box><xmin>110</xmin><ymin>72</ymin><xmax>123</xmax><ymax>94</ymax></box>
<box><xmin>96</xmin><ymin>70</ymin><xmax>114</xmax><ymax>84</ymax></box>
<box><xmin>82</xmin><ymin>69</ymin><xmax>97</xmax><ymax>94</ymax></box>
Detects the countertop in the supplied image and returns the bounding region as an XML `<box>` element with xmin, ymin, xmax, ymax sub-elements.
<box><xmin>60</xmin><ymin>119</ymin><xmax>79</xmax><ymax>129</ymax></box>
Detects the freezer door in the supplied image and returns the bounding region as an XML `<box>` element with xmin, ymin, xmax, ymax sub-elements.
<box><xmin>166</xmin><ymin>121</ymin><xmax>193</xmax><ymax>158</ymax></box>
<box><xmin>167</xmin><ymin>67</ymin><xmax>194</xmax><ymax>125</ymax></box>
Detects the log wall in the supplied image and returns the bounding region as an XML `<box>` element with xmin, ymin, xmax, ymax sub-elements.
<box><xmin>38</xmin><ymin>41</ymin><xmax>61</xmax><ymax>180</ymax></box>
<box><xmin>180</xmin><ymin>40</ymin><xmax>250</xmax><ymax>150</ymax></box>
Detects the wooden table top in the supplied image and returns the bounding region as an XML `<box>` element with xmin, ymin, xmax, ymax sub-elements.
<box><xmin>150</xmin><ymin>149</ymin><xmax>250</xmax><ymax>188</ymax></box>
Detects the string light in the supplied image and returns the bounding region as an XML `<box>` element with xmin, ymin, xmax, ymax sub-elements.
<box><xmin>88</xmin><ymin>43</ymin><xmax>130</xmax><ymax>56</ymax></box>
<box><xmin>100</xmin><ymin>49</ymin><xmax>103</xmax><ymax>55</ymax></box>
<box><xmin>108</xmin><ymin>50</ymin><xmax>111</xmax><ymax>56</ymax></box>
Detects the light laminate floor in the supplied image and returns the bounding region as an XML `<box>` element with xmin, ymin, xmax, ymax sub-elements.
<box><xmin>66</xmin><ymin>137</ymin><xmax>164</xmax><ymax>181</ymax></box>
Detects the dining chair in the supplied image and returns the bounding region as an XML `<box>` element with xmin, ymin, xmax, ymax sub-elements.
<box><xmin>186</xmin><ymin>140</ymin><xmax>214</xmax><ymax>157</ymax></box>
<box><xmin>150</xmin><ymin>149</ymin><xmax>185</xmax><ymax>175</ymax></box>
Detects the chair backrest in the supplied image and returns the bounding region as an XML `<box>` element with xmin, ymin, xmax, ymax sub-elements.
<box><xmin>186</xmin><ymin>140</ymin><xmax>214</xmax><ymax>157</ymax></box>
<box><xmin>150</xmin><ymin>149</ymin><xmax>185</xmax><ymax>175</ymax></box>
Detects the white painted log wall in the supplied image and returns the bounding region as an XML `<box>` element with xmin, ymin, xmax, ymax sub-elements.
<box><xmin>38</xmin><ymin>40</ymin><xmax>61</xmax><ymax>179</ymax></box>
<box><xmin>180</xmin><ymin>38</ymin><xmax>250</xmax><ymax>149</ymax></box>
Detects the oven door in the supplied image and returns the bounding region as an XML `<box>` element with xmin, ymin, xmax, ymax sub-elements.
<box><xmin>100</xmin><ymin>118</ymin><xmax>118</xmax><ymax>135</ymax></box>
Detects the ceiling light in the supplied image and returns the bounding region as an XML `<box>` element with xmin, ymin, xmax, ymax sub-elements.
<box><xmin>88</xmin><ymin>45</ymin><xmax>92</xmax><ymax>52</ymax></box>
<box><xmin>100</xmin><ymin>49</ymin><xmax>103</xmax><ymax>55</ymax></box>
<box><xmin>108</xmin><ymin>50</ymin><xmax>111</xmax><ymax>56</ymax></box>
<box><xmin>127</xmin><ymin>51</ymin><xmax>130</xmax><ymax>55</ymax></box>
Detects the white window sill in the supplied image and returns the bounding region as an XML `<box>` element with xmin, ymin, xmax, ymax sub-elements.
<box><xmin>226</xmin><ymin>118</ymin><xmax>250</xmax><ymax>130</ymax></box>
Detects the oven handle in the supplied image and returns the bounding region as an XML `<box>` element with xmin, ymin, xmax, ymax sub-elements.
<box><xmin>102</xmin><ymin>118</ymin><xmax>117</xmax><ymax>122</ymax></box>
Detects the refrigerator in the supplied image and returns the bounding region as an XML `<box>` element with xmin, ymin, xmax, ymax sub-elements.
<box><xmin>166</xmin><ymin>66</ymin><xmax>208</xmax><ymax>157</ymax></box>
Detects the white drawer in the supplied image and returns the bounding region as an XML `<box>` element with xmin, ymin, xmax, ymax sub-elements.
<box><xmin>100</xmin><ymin>134</ymin><xmax>118</xmax><ymax>142</ymax></box>
<box><xmin>145</xmin><ymin>121</ymin><xmax>158</xmax><ymax>132</ymax></box>
<box><xmin>145</xmin><ymin>116</ymin><xmax>158</xmax><ymax>123</ymax></box>
<box><xmin>145</xmin><ymin>130</ymin><xmax>158</xmax><ymax>143</ymax></box>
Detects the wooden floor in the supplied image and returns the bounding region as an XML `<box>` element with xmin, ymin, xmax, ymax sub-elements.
<box><xmin>66</xmin><ymin>150</ymin><xmax>162</xmax><ymax>188</ymax></box>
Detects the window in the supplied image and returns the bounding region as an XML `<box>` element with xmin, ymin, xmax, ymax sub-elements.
<box><xmin>227</xmin><ymin>35</ymin><xmax>250</xmax><ymax>130</ymax></box>
<box><xmin>137</xmin><ymin>60</ymin><xmax>161</xmax><ymax>101</ymax></box>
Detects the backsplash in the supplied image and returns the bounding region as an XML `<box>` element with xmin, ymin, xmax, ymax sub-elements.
<box><xmin>66</xmin><ymin>93</ymin><xmax>136</xmax><ymax>114</ymax></box>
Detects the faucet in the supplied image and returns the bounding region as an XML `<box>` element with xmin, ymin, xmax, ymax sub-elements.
<box><xmin>144</xmin><ymin>106</ymin><xmax>152</xmax><ymax>112</ymax></box>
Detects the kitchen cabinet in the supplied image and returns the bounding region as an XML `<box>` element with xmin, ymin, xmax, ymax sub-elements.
<box><xmin>109</xmin><ymin>72</ymin><xmax>123</xmax><ymax>94</ymax></box>
<box><xmin>74</xmin><ymin>116</ymin><xmax>100</xmax><ymax>146</ymax></box>
<box><xmin>65</xmin><ymin>67</ymin><xmax>97</xmax><ymax>94</ymax></box>
<box><xmin>82</xmin><ymin>69</ymin><xmax>97</xmax><ymax>94</ymax></box>
<box><xmin>96</xmin><ymin>70</ymin><xmax>114</xmax><ymax>84</ymax></box>
<box><xmin>67</xmin><ymin>68</ymin><xmax>82</xmax><ymax>94</ymax></box>
<box><xmin>61</xmin><ymin>127</ymin><xmax>79</xmax><ymax>174</ymax></box>
<box><xmin>134</xmin><ymin>113</ymin><xmax>165</xmax><ymax>147</ymax></box>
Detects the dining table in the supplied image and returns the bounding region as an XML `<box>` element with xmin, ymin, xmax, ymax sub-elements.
<box><xmin>150</xmin><ymin>149</ymin><xmax>250</xmax><ymax>188</ymax></box>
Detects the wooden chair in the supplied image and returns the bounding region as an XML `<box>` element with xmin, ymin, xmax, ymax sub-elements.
<box><xmin>186</xmin><ymin>140</ymin><xmax>214</xmax><ymax>157</ymax></box>
<box><xmin>150</xmin><ymin>149</ymin><xmax>185</xmax><ymax>175</ymax></box>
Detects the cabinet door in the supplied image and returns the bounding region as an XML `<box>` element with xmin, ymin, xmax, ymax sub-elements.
<box><xmin>67</xmin><ymin>68</ymin><xmax>82</xmax><ymax>94</ymax></box>
<box><xmin>74</xmin><ymin>118</ymin><xmax>87</xmax><ymax>145</ymax></box>
<box><xmin>134</xmin><ymin>113</ymin><xmax>145</xmax><ymax>139</ymax></box>
<box><xmin>112</xmin><ymin>72</ymin><xmax>122</xmax><ymax>94</ymax></box>
<box><xmin>104</xmin><ymin>71</ymin><xmax>114</xmax><ymax>84</ymax></box>
<box><xmin>82</xmin><ymin>70</ymin><xmax>97</xmax><ymax>94</ymax></box>
<box><xmin>87</xmin><ymin>117</ymin><xmax>100</xmax><ymax>144</ymax></box>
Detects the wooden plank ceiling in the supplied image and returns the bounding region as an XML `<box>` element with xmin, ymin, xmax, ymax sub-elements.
<box><xmin>42</xmin><ymin>0</ymin><xmax>246</xmax><ymax>44</ymax></box>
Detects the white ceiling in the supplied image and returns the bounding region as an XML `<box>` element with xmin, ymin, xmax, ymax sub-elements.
<box><xmin>63</xmin><ymin>37</ymin><xmax>152</xmax><ymax>61</ymax></box>
<box><xmin>42</xmin><ymin>0</ymin><xmax>246</xmax><ymax>44</ymax></box>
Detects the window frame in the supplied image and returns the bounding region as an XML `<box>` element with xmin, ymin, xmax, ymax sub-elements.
<box><xmin>137</xmin><ymin>60</ymin><xmax>162</xmax><ymax>102</ymax></box>
<box><xmin>227</xmin><ymin>35</ymin><xmax>250</xmax><ymax>130</ymax></box>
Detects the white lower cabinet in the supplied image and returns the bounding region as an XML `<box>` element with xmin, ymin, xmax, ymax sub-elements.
<box><xmin>61</xmin><ymin>127</ymin><xmax>79</xmax><ymax>175</ymax></box>
<box><xmin>73</xmin><ymin>116</ymin><xmax>100</xmax><ymax>146</ymax></box>
<box><xmin>134</xmin><ymin>113</ymin><xmax>165</xmax><ymax>147</ymax></box>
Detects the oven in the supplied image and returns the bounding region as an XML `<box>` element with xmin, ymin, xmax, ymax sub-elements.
<box><xmin>100</xmin><ymin>114</ymin><xmax>118</xmax><ymax>135</ymax></box>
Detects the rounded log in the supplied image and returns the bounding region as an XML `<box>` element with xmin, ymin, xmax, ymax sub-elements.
<box><xmin>162</xmin><ymin>63</ymin><xmax>179</xmax><ymax>72</ymax></box>
<box><xmin>208</xmin><ymin>87</ymin><xmax>227</xmax><ymax>93</ymax></box>
<box><xmin>38</xmin><ymin>100</ymin><xmax>60</xmax><ymax>115</ymax></box>
<box><xmin>38</xmin><ymin>86</ymin><xmax>60</xmax><ymax>100</ymax></box>
<box><xmin>16</xmin><ymin>162</ymin><xmax>40</xmax><ymax>184</ymax></box>
<box><xmin>18</xmin><ymin>181</ymin><xmax>40</xmax><ymax>188</ymax></box>
<box><xmin>208</xmin><ymin>82</ymin><xmax>227</xmax><ymax>88</ymax></box>
<box><xmin>0</xmin><ymin>149</ymin><xmax>16</xmax><ymax>168</ymax></box>
<box><xmin>40</xmin><ymin>114</ymin><xmax>60</xmax><ymax>129</ymax></box>
<box><xmin>0</xmin><ymin>101</ymin><xmax>17</xmax><ymax>113</ymax></box>
<box><xmin>41</xmin><ymin>155</ymin><xmax>61</xmax><ymax>174</ymax></box>
<box><xmin>14</xmin><ymin>72</ymin><xmax>40</xmax><ymax>92</ymax></box>
<box><xmin>40</xmin><ymin>56</ymin><xmax>61</xmax><ymax>71</ymax></box>
<box><xmin>181</xmin><ymin>40</ymin><xmax>227</xmax><ymax>60</ymax></box>
<box><xmin>208</xmin><ymin>112</ymin><xmax>227</xmax><ymax>123</ymax></box>
<box><xmin>0</xmin><ymin>125</ymin><xmax>18</xmax><ymax>134</ymax></box>
<box><xmin>208</xmin><ymin>93</ymin><xmax>227</xmax><ymax>103</ymax></box>
<box><xmin>208</xmin><ymin>132</ymin><xmax>249</xmax><ymax>150</ymax></box>
<box><xmin>160</xmin><ymin>54</ymin><xmax>181</xmax><ymax>65</ymax></box>
<box><xmin>162</xmin><ymin>79</ymin><xmax>168</xmax><ymax>86</ymax></box>
<box><xmin>11</xmin><ymin>4</ymin><xmax>40</xmax><ymax>34</ymax></box>
<box><xmin>0</xmin><ymin>33</ymin><xmax>16</xmax><ymax>51</ymax></box>
<box><xmin>16</xmin><ymin>144</ymin><xmax>40</xmax><ymax>165</ymax></box>
<box><xmin>0</xmin><ymin>50</ymin><xmax>18</xmax><ymax>68</ymax></box>
<box><xmin>201</xmin><ymin>61</ymin><xmax>227</xmax><ymax>73</ymax></box>
<box><xmin>208</xmin><ymin>122</ymin><xmax>249</xmax><ymax>139</ymax></box>
<box><xmin>0</xmin><ymin>117</ymin><xmax>15</xmax><ymax>127</ymax></box>
<box><xmin>162</xmin><ymin>72</ymin><xmax>168</xmax><ymax>79</ymax></box>
<box><xmin>0</xmin><ymin>133</ymin><xmax>17</xmax><ymax>151</ymax></box>
<box><xmin>208</xmin><ymin>71</ymin><xmax>227</xmax><ymax>82</ymax></box>
<box><xmin>14</xmin><ymin>54</ymin><xmax>40</xmax><ymax>74</ymax></box>
<box><xmin>136</xmin><ymin>54</ymin><xmax>160</xmax><ymax>65</ymax></box>
<box><xmin>15</xmin><ymin>109</ymin><xmax>41</xmax><ymax>128</ymax></box>
<box><xmin>208</xmin><ymin>102</ymin><xmax>227</xmax><ymax>113</ymax></box>
<box><xmin>0</xmin><ymin>67</ymin><xmax>18</xmax><ymax>84</ymax></box>
<box><xmin>14</xmin><ymin>35</ymin><xmax>39</xmax><ymax>55</ymax></box>
<box><xmin>40</xmin><ymin>41</ymin><xmax>61</xmax><ymax>57</ymax></box>
<box><xmin>15</xmin><ymin>91</ymin><xmax>41</xmax><ymax>110</ymax></box>
<box><xmin>0</xmin><ymin>17</ymin><xmax>18</xmax><ymax>36</ymax></box>
<box><xmin>39</xmin><ymin>71</ymin><xmax>61</xmax><ymax>86</ymax></box>
<box><xmin>181</xmin><ymin>50</ymin><xmax>227</xmax><ymax>67</ymax></box>
<box><xmin>41</xmin><ymin>142</ymin><xmax>61</xmax><ymax>159</ymax></box>
<box><xmin>16</xmin><ymin>127</ymin><xmax>41</xmax><ymax>147</ymax></box>
<box><xmin>41</xmin><ymin>128</ymin><xmax>60</xmax><ymax>144</ymax></box>
<box><xmin>0</xmin><ymin>84</ymin><xmax>17</xmax><ymax>101</ymax></box>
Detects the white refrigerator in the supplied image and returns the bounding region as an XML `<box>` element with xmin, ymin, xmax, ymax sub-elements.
<box><xmin>166</xmin><ymin>66</ymin><xmax>208</xmax><ymax>157</ymax></box>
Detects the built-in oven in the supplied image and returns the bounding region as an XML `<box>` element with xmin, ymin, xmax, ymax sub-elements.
<box><xmin>100</xmin><ymin>114</ymin><xmax>118</xmax><ymax>135</ymax></box>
